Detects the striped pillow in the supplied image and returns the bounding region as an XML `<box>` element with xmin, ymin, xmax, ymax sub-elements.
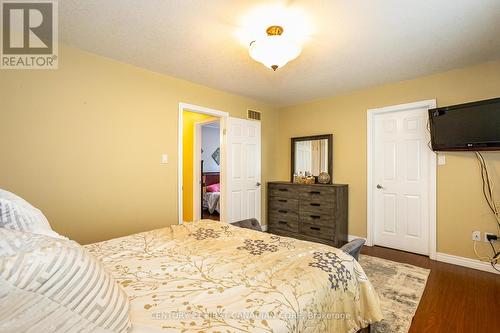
<box><xmin>0</xmin><ymin>188</ymin><xmax>63</xmax><ymax>238</ymax></box>
<box><xmin>0</xmin><ymin>228</ymin><xmax>131</xmax><ymax>333</ymax></box>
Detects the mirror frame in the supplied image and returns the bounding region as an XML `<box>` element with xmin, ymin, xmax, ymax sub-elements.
<box><xmin>291</xmin><ymin>134</ymin><xmax>333</xmax><ymax>184</ymax></box>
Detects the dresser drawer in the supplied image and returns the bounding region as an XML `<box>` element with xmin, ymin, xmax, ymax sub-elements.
<box><xmin>269</xmin><ymin>207</ymin><xmax>298</xmax><ymax>221</ymax></box>
<box><xmin>268</xmin><ymin>213</ymin><xmax>299</xmax><ymax>233</ymax></box>
<box><xmin>299</xmin><ymin>200</ymin><xmax>333</xmax><ymax>215</ymax></box>
<box><xmin>269</xmin><ymin>184</ymin><xmax>297</xmax><ymax>198</ymax></box>
<box><xmin>299</xmin><ymin>211</ymin><xmax>334</xmax><ymax>227</ymax></box>
<box><xmin>270</xmin><ymin>197</ymin><xmax>298</xmax><ymax>212</ymax></box>
<box><xmin>268</xmin><ymin>228</ymin><xmax>335</xmax><ymax>246</ymax></box>
<box><xmin>300</xmin><ymin>223</ymin><xmax>335</xmax><ymax>241</ymax></box>
<box><xmin>299</xmin><ymin>186</ymin><xmax>335</xmax><ymax>201</ymax></box>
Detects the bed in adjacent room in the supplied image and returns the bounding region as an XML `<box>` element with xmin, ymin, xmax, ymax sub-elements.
<box><xmin>202</xmin><ymin>171</ymin><xmax>220</xmax><ymax>215</ymax></box>
<box><xmin>85</xmin><ymin>220</ymin><xmax>382</xmax><ymax>333</ymax></box>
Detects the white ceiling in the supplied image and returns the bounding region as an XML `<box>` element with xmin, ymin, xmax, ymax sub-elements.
<box><xmin>60</xmin><ymin>0</ymin><xmax>500</xmax><ymax>107</ymax></box>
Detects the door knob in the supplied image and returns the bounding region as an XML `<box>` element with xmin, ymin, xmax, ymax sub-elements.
<box><xmin>376</xmin><ymin>184</ymin><xmax>383</xmax><ymax>189</ymax></box>
<box><xmin>256</xmin><ymin>182</ymin><xmax>261</xmax><ymax>187</ymax></box>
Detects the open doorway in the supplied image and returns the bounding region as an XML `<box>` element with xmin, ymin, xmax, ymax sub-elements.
<box><xmin>196</xmin><ymin>120</ymin><xmax>221</xmax><ymax>221</ymax></box>
<box><xmin>178</xmin><ymin>103</ymin><xmax>228</xmax><ymax>224</ymax></box>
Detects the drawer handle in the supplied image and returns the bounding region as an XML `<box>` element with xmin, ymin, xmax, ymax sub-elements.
<box><xmin>278</xmin><ymin>199</ymin><xmax>288</xmax><ymax>203</ymax></box>
<box><xmin>278</xmin><ymin>210</ymin><xmax>288</xmax><ymax>214</ymax></box>
<box><xmin>309</xmin><ymin>191</ymin><xmax>321</xmax><ymax>195</ymax></box>
<box><xmin>278</xmin><ymin>188</ymin><xmax>289</xmax><ymax>192</ymax></box>
<box><xmin>310</xmin><ymin>203</ymin><xmax>321</xmax><ymax>207</ymax></box>
<box><xmin>310</xmin><ymin>226</ymin><xmax>321</xmax><ymax>231</ymax></box>
<box><xmin>310</xmin><ymin>215</ymin><xmax>321</xmax><ymax>219</ymax></box>
<box><xmin>278</xmin><ymin>221</ymin><xmax>288</xmax><ymax>225</ymax></box>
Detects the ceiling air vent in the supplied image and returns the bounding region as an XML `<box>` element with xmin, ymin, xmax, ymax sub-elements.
<box><xmin>247</xmin><ymin>109</ymin><xmax>261</xmax><ymax>121</ymax></box>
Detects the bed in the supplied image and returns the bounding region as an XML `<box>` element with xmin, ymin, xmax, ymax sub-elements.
<box><xmin>202</xmin><ymin>170</ymin><xmax>220</xmax><ymax>215</ymax></box>
<box><xmin>203</xmin><ymin>192</ymin><xmax>220</xmax><ymax>214</ymax></box>
<box><xmin>85</xmin><ymin>220</ymin><xmax>382</xmax><ymax>333</ymax></box>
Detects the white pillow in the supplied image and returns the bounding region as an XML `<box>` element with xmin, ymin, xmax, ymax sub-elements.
<box><xmin>0</xmin><ymin>228</ymin><xmax>131</xmax><ymax>333</ymax></box>
<box><xmin>0</xmin><ymin>188</ymin><xmax>63</xmax><ymax>238</ymax></box>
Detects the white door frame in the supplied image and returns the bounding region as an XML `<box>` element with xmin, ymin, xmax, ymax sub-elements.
<box><xmin>367</xmin><ymin>99</ymin><xmax>437</xmax><ymax>259</ymax></box>
<box><xmin>193</xmin><ymin>119</ymin><xmax>220</xmax><ymax>221</ymax></box>
<box><xmin>178</xmin><ymin>103</ymin><xmax>228</xmax><ymax>225</ymax></box>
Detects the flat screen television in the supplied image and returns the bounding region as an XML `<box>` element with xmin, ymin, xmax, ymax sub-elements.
<box><xmin>428</xmin><ymin>97</ymin><xmax>500</xmax><ymax>151</ymax></box>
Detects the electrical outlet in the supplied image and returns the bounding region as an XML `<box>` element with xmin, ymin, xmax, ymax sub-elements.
<box><xmin>485</xmin><ymin>232</ymin><xmax>498</xmax><ymax>242</ymax></box>
<box><xmin>472</xmin><ymin>231</ymin><xmax>481</xmax><ymax>241</ymax></box>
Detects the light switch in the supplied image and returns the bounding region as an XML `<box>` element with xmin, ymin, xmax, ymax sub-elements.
<box><xmin>161</xmin><ymin>154</ymin><xmax>168</xmax><ymax>164</ymax></box>
<box><xmin>438</xmin><ymin>154</ymin><xmax>446</xmax><ymax>166</ymax></box>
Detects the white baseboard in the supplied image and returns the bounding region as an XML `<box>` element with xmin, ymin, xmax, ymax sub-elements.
<box><xmin>434</xmin><ymin>252</ymin><xmax>499</xmax><ymax>275</ymax></box>
<box><xmin>348</xmin><ymin>235</ymin><xmax>367</xmax><ymax>242</ymax></box>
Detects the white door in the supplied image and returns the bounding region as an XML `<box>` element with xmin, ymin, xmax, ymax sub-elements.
<box><xmin>372</xmin><ymin>103</ymin><xmax>435</xmax><ymax>255</ymax></box>
<box><xmin>226</xmin><ymin>118</ymin><xmax>261</xmax><ymax>223</ymax></box>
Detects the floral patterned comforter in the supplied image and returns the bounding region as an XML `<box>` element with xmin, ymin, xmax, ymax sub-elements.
<box><xmin>85</xmin><ymin>220</ymin><xmax>382</xmax><ymax>333</ymax></box>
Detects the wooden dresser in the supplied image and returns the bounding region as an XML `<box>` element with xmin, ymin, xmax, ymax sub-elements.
<box><xmin>267</xmin><ymin>181</ymin><xmax>348</xmax><ymax>247</ymax></box>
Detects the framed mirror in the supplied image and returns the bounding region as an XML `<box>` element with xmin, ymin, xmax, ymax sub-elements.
<box><xmin>291</xmin><ymin>134</ymin><xmax>333</xmax><ymax>183</ymax></box>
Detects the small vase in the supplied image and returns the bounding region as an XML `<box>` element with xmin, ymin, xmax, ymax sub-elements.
<box><xmin>318</xmin><ymin>172</ymin><xmax>331</xmax><ymax>184</ymax></box>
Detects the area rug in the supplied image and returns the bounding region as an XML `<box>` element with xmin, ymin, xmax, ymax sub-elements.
<box><xmin>358</xmin><ymin>255</ymin><xmax>430</xmax><ymax>333</ymax></box>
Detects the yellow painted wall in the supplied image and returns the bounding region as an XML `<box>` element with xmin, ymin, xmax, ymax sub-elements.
<box><xmin>182</xmin><ymin>112</ymin><xmax>215</xmax><ymax>221</ymax></box>
<box><xmin>275</xmin><ymin>60</ymin><xmax>500</xmax><ymax>260</ymax></box>
<box><xmin>0</xmin><ymin>45</ymin><xmax>279</xmax><ymax>244</ymax></box>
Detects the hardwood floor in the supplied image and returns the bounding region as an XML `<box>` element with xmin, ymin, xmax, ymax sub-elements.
<box><xmin>202</xmin><ymin>209</ymin><xmax>220</xmax><ymax>221</ymax></box>
<box><xmin>361</xmin><ymin>246</ymin><xmax>500</xmax><ymax>333</ymax></box>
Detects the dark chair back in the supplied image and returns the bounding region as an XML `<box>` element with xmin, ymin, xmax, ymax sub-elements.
<box><xmin>231</xmin><ymin>218</ymin><xmax>262</xmax><ymax>231</ymax></box>
<box><xmin>340</xmin><ymin>238</ymin><xmax>365</xmax><ymax>260</ymax></box>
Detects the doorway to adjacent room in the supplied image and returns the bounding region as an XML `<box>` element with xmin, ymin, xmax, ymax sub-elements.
<box><xmin>178</xmin><ymin>103</ymin><xmax>227</xmax><ymax>224</ymax></box>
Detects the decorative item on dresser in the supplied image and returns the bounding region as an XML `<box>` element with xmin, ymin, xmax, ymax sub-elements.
<box><xmin>267</xmin><ymin>181</ymin><xmax>348</xmax><ymax>247</ymax></box>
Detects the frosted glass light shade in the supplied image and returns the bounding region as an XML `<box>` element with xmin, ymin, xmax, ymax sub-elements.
<box><xmin>249</xmin><ymin>35</ymin><xmax>301</xmax><ymax>70</ymax></box>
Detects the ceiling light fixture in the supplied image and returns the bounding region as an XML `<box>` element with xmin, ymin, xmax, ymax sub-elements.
<box><xmin>248</xmin><ymin>25</ymin><xmax>301</xmax><ymax>71</ymax></box>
